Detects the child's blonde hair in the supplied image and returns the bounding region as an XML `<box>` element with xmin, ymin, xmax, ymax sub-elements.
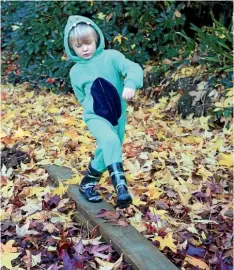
<box><xmin>69</xmin><ymin>23</ymin><xmax>99</xmax><ymax>48</ymax></box>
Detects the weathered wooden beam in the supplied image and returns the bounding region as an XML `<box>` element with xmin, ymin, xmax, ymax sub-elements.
<box><xmin>46</xmin><ymin>165</ymin><xmax>178</xmax><ymax>270</ymax></box>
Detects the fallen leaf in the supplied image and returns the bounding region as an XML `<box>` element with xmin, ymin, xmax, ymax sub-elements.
<box><xmin>218</xmin><ymin>153</ymin><xmax>233</xmax><ymax>167</ymax></box>
<box><xmin>153</xmin><ymin>232</ymin><xmax>177</xmax><ymax>252</ymax></box>
<box><xmin>0</xmin><ymin>252</ymin><xmax>21</xmax><ymax>269</ymax></box>
<box><xmin>43</xmin><ymin>223</ymin><xmax>59</xmax><ymax>233</ymax></box>
<box><xmin>95</xmin><ymin>253</ymin><xmax>123</xmax><ymax>270</ymax></box>
<box><xmin>16</xmin><ymin>221</ymin><xmax>38</xmax><ymax>237</ymax></box>
<box><xmin>184</xmin><ymin>255</ymin><xmax>209</xmax><ymax>270</ymax></box>
<box><xmin>64</xmin><ymin>175</ymin><xmax>81</xmax><ymax>185</ymax></box>
<box><xmin>0</xmin><ymin>240</ymin><xmax>18</xmax><ymax>253</ymax></box>
<box><xmin>52</xmin><ymin>180</ymin><xmax>68</xmax><ymax>197</ymax></box>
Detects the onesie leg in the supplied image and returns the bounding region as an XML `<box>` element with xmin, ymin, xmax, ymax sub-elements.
<box><xmin>90</xmin><ymin>113</ymin><xmax>127</xmax><ymax>172</ymax></box>
<box><xmin>91</xmin><ymin>148</ymin><xmax>106</xmax><ymax>172</ymax></box>
<box><xmin>86</xmin><ymin>119</ymin><xmax>122</xmax><ymax>167</ymax></box>
<box><xmin>117</xmin><ymin>111</ymin><xmax>127</xmax><ymax>144</ymax></box>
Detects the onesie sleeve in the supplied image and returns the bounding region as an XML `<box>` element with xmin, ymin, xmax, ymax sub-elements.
<box><xmin>70</xmin><ymin>70</ymin><xmax>85</xmax><ymax>104</ymax></box>
<box><xmin>112</xmin><ymin>50</ymin><xmax>144</xmax><ymax>90</ymax></box>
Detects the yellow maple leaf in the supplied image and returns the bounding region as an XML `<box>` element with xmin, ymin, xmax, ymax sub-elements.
<box><xmin>29</xmin><ymin>186</ymin><xmax>50</xmax><ymax>198</ymax></box>
<box><xmin>177</xmin><ymin>190</ymin><xmax>191</xmax><ymax>207</ymax></box>
<box><xmin>48</xmin><ymin>107</ymin><xmax>60</xmax><ymax>114</ymax></box>
<box><xmin>128</xmin><ymin>213</ymin><xmax>146</xmax><ymax>232</ymax></box>
<box><xmin>1</xmin><ymin>181</ymin><xmax>14</xmax><ymax>198</ymax></box>
<box><xmin>50</xmin><ymin>210</ymin><xmax>74</xmax><ymax>223</ymax></box>
<box><xmin>182</xmin><ymin>136</ymin><xmax>202</xmax><ymax>144</ymax></box>
<box><xmin>113</xmin><ymin>34</ymin><xmax>128</xmax><ymax>44</ymax></box>
<box><xmin>209</xmin><ymin>137</ymin><xmax>224</xmax><ymax>151</ymax></box>
<box><xmin>132</xmin><ymin>196</ymin><xmax>147</xmax><ymax>206</ymax></box>
<box><xmin>95</xmin><ymin>253</ymin><xmax>123</xmax><ymax>270</ymax></box>
<box><xmin>26</xmin><ymin>211</ymin><xmax>48</xmax><ymax>222</ymax></box>
<box><xmin>125</xmin><ymin>172</ymin><xmax>134</xmax><ymax>182</ymax></box>
<box><xmin>14</xmin><ymin>128</ymin><xmax>31</xmax><ymax>138</ymax></box>
<box><xmin>218</xmin><ymin>153</ymin><xmax>233</xmax><ymax>167</ymax></box>
<box><xmin>154</xmin><ymin>232</ymin><xmax>177</xmax><ymax>252</ymax></box>
<box><xmin>64</xmin><ymin>129</ymin><xmax>78</xmax><ymax>138</ymax></box>
<box><xmin>184</xmin><ymin>255</ymin><xmax>209</xmax><ymax>270</ymax></box>
<box><xmin>189</xmin><ymin>201</ymin><xmax>204</xmax><ymax>212</ymax></box>
<box><xmin>226</xmin><ymin>87</ymin><xmax>234</xmax><ymax>97</ymax></box>
<box><xmin>64</xmin><ymin>117</ymin><xmax>77</xmax><ymax>126</ymax></box>
<box><xmin>24</xmin><ymin>91</ymin><xmax>34</xmax><ymax>99</ymax></box>
<box><xmin>156</xmin><ymin>131</ymin><xmax>167</xmax><ymax>141</ymax></box>
<box><xmin>196</xmin><ymin>166</ymin><xmax>213</xmax><ymax>181</ymax></box>
<box><xmin>52</xmin><ymin>180</ymin><xmax>68</xmax><ymax>197</ymax></box>
<box><xmin>78</xmin><ymin>135</ymin><xmax>91</xmax><ymax>144</ymax></box>
<box><xmin>64</xmin><ymin>175</ymin><xmax>81</xmax><ymax>185</ymax></box>
<box><xmin>0</xmin><ymin>208</ymin><xmax>12</xmax><ymax>221</ymax></box>
<box><xmin>124</xmin><ymin>159</ymin><xmax>137</xmax><ymax>174</ymax></box>
<box><xmin>0</xmin><ymin>252</ymin><xmax>21</xmax><ymax>269</ymax></box>
<box><xmin>149</xmin><ymin>207</ymin><xmax>168</xmax><ymax>220</ymax></box>
<box><xmin>2</xmin><ymin>110</ymin><xmax>15</xmax><ymax>122</ymax></box>
<box><xmin>199</xmin><ymin>116</ymin><xmax>211</xmax><ymax>130</ymax></box>
<box><xmin>181</xmin><ymin>153</ymin><xmax>194</xmax><ymax>169</ymax></box>
<box><xmin>145</xmin><ymin>186</ymin><xmax>163</xmax><ymax>200</ymax></box>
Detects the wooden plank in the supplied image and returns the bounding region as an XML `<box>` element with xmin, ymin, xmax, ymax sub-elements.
<box><xmin>46</xmin><ymin>165</ymin><xmax>178</xmax><ymax>270</ymax></box>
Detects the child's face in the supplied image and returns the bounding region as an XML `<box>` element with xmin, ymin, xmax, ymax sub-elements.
<box><xmin>72</xmin><ymin>38</ymin><xmax>97</xmax><ymax>60</ymax></box>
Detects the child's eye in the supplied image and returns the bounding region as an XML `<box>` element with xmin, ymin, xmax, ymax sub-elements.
<box><xmin>74</xmin><ymin>44</ymin><xmax>82</xmax><ymax>48</ymax></box>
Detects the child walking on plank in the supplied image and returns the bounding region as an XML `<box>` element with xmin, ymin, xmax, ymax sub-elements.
<box><xmin>64</xmin><ymin>15</ymin><xmax>143</xmax><ymax>209</ymax></box>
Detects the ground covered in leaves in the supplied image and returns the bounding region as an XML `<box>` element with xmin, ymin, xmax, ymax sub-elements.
<box><xmin>1</xmin><ymin>83</ymin><xmax>233</xmax><ymax>270</ymax></box>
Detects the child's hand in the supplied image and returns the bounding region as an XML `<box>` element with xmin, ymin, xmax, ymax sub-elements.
<box><xmin>122</xmin><ymin>87</ymin><xmax>135</xmax><ymax>101</ymax></box>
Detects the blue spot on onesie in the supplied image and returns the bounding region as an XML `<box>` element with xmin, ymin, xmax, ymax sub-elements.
<box><xmin>64</xmin><ymin>15</ymin><xmax>143</xmax><ymax>172</ymax></box>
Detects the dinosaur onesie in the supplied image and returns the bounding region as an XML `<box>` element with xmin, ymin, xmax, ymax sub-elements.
<box><xmin>64</xmin><ymin>15</ymin><xmax>143</xmax><ymax>208</ymax></box>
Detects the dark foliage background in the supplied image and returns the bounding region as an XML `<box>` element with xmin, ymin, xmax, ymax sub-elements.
<box><xmin>1</xmin><ymin>1</ymin><xmax>233</xmax><ymax>91</ymax></box>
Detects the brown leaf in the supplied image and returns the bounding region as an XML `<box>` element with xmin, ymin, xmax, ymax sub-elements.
<box><xmin>43</xmin><ymin>223</ymin><xmax>59</xmax><ymax>233</ymax></box>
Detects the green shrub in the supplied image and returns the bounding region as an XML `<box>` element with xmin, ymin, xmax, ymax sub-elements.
<box><xmin>2</xmin><ymin>1</ymin><xmax>186</xmax><ymax>91</ymax></box>
<box><xmin>176</xmin><ymin>12</ymin><xmax>233</xmax><ymax>73</ymax></box>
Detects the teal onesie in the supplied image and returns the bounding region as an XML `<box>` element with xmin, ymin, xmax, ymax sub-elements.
<box><xmin>64</xmin><ymin>16</ymin><xmax>143</xmax><ymax>172</ymax></box>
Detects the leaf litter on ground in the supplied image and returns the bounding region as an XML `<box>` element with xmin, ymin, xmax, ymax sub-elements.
<box><xmin>1</xmin><ymin>84</ymin><xmax>132</xmax><ymax>269</ymax></box>
<box><xmin>1</xmin><ymin>83</ymin><xmax>233</xmax><ymax>269</ymax></box>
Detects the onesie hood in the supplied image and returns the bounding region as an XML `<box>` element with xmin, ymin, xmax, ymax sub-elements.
<box><xmin>64</xmin><ymin>15</ymin><xmax>105</xmax><ymax>63</ymax></box>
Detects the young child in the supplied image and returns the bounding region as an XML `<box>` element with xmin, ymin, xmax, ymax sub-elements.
<box><xmin>64</xmin><ymin>15</ymin><xmax>143</xmax><ymax>209</ymax></box>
